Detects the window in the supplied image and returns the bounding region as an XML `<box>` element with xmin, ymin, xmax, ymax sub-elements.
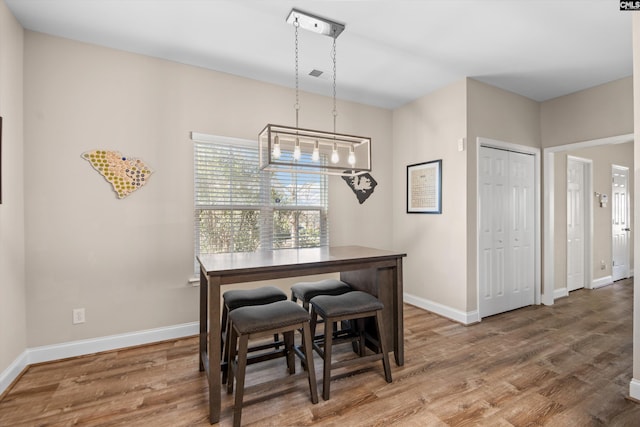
<box><xmin>193</xmin><ymin>134</ymin><xmax>328</xmax><ymax>258</ymax></box>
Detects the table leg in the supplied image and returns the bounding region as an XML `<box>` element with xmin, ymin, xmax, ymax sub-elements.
<box><xmin>199</xmin><ymin>268</ymin><xmax>208</xmax><ymax>372</ymax></box>
<box><xmin>394</xmin><ymin>259</ymin><xmax>404</xmax><ymax>366</ymax></box>
<box><xmin>208</xmin><ymin>275</ymin><xmax>222</xmax><ymax>424</ymax></box>
<box><xmin>340</xmin><ymin>267</ymin><xmax>400</xmax><ymax>365</ymax></box>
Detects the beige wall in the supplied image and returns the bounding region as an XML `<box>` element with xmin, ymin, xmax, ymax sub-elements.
<box><xmin>553</xmin><ymin>143</ymin><xmax>634</xmax><ymax>290</ymax></box>
<box><xmin>632</xmin><ymin>12</ymin><xmax>640</xmax><ymax>392</ymax></box>
<box><xmin>0</xmin><ymin>1</ymin><xmax>26</xmax><ymax>377</ymax></box>
<box><xmin>394</xmin><ymin>76</ymin><xmax>631</xmax><ymax>320</ymax></box>
<box><xmin>541</xmin><ymin>76</ymin><xmax>633</xmax><ymax>148</ymax></box>
<box><xmin>23</xmin><ymin>32</ymin><xmax>393</xmax><ymax>347</ymax></box>
<box><xmin>541</xmin><ymin>77</ymin><xmax>634</xmax><ymax>296</ymax></box>
<box><xmin>392</xmin><ymin>79</ymin><xmax>468</xmax><ymax>313</ymax></box>
<box><xmin>466</xmin><ymin>79</ymin><xmax>541</xmax><ymax>311</ymax></box>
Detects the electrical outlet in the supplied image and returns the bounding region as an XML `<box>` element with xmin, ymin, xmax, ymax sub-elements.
<box><xmin>72</xmin><ymin>308</ymin><xmax>85</xmax><ymax>324</ymax></box>
<box><xmin>600</xmin><ymin>260</ymin><xmax>606</xmax><ymax>270</ymax></box>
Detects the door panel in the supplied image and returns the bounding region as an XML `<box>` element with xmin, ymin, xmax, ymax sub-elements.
<box><xmin>567</xmin><ymin>158</ymin><xmax>585</xmax><ymax>291</ymax></box>
<box><xmin>479</xmin><ymin>147</ymin><xmax>535</xmax><ymax>317</ymax></box>
<box><xmin>509</xmin><ymin>151</ymin><xmax>535</xmax><ymax>308</ymax></box>
<box><xmin>612</xmin><ymin>166</ymin><xmax>629</xmax><ymax>281</ymax></box>
<box><xmin>479</xmin><ymin>147</ymin><xmax>508</xmax><ymax>316</ymax></box>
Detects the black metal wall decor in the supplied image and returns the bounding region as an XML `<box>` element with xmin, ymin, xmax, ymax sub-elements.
<box><xmin>342</xmin><ymin>172</ymin><xmax>377</xmax><ymax>204</ymax></box>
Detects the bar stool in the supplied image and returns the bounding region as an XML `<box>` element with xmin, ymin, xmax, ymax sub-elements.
<box><xmin>291</xmin><ymin>279</ymin><xmax>353</xmax><ymax>353</ymax></box>
<box><xmin>221</xmin><ymin>286</ymin><xmax>288</xmax><ymax>383</ymax></box>
<box><xmin>309</xmin><ymin>291</ymin><xmax>392</xmax><ymax>401</ymax></box>
<box><xmin>227</xmin><ymin>300</ymin><xmax>318</xmax><ymax>427</ymax></box>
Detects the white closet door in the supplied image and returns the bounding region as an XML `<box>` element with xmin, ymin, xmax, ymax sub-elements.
<box><xmin>567</xmin><ymin>158</ymin><xmax>585</xmax><ymax>291</ymax></box>
<box><xmin>479</xmin><ymin>146</ymin><xmax>535</xmax><ymax>318</ymax></box>
<box><xmin>509</xmin><ymin>151</ymin><xmax>535</xmax><ymax>309</ymax></box>
<box><xmin>479</xmin><ymin>147</ymin><xmax>508</xmax><ymax>316</ymax></box>
<box><xmin>612</xmin><ymin>165</ymin><xmax>630</xmax><ymax>281</ymax></box>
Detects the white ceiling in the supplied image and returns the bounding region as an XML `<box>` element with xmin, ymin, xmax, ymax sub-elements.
<box><xmin>5</xmin><ymin>0</ymin><xmax>633</xmax><ymax>109</ymax></box>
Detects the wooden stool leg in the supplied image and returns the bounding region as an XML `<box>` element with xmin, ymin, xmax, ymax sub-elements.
<box><xmin>222</xmin><ymin>315</ymin><xmax>232</xmax><ymax>384</ymax></box>
<box><xmin>226</xmin><ymin>326</ymin><xmax>238</xmax><ymax>394</ymax></box>
<box><xmin>375</xmin><ymin>311</ymin><xmax>392</xmax><ymax>383</ymax></box>
<box><xmin>357</xmin><ymin>318</ymin><xmax>366</xmax><ymax>356</ymax></box>
<box><xmin>220</xmin><ymin>305</ymin><xmax>228</xmax><ymax>356</ymax></box>
<box><xmin>302</xmin><ymin>322</ymin><xmax>319</xmax><ymax>404</ymax></box>
<box><xmin>322</xmin><ymin>318</ymin><xmax>334</xmax><ymax>401</ymax></box>
<box><xmin>284</xmin><ymin>331</ymin><xmax>295</xmax><ymax>374</ymax></box>
<box><xmin>309</xmin><ymin>307</ymin><xmax>319</xmax><ymax>339</ymax></box>
<box><xmin>232</xmin><ymin>334</ymin><xmax>249</xmax><ymax>427</ymax></box>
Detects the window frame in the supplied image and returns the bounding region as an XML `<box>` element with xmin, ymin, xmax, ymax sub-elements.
<box><xmin>192</xmin><ymin>132</ymin><xmax>329</xmax><ymax>261</ymax></box>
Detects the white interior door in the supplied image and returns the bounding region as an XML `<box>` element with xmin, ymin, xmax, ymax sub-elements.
<box><xmin>612</xmin><ymin>165</ymin><xmax>630</xmax><ymax>281</ymax></box>
<box><xmin>479</xmin><ymin>146</ymin><xmax>535</xmax><ymax>317</ymax></box>
<box><xmin>567</xmin><ymin>157</ymin><xmax>586</xmax><ymax>292</ymax></box>
<box><xmin>509</xmin><ymin>151</ymin><xmax>535</xmax><ymax>309</ymax></box>
<box><xmin>479</xmin><ymin>147</ymin><xmax>508</xmax><ymax>317</ymax></box>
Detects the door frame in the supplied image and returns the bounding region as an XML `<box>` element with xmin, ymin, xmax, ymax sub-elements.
<box><xmin>476</xmin><ymin>137</ymin><xmax>541</xmax><ymax>321</ymax></box>
<box><xmin>566</xmin><ymin>155</ymin><xmax>593</xmax><ymax>293</ymax></box>
<box><xmin>612</xmin><ymin>164</ymin><xmax>631</xmax><ymax>281</ymax></box>
<box><xmin>542</xmin><ymin>133</ymin><xmax>633</xmax><ymax>305</ymax></box>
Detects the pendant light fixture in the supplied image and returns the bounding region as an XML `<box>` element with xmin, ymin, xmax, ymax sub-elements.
<box><xmin>259</xmin><ymin>9</ymin><xmax>372</xmax><ymax>176</ymax></box>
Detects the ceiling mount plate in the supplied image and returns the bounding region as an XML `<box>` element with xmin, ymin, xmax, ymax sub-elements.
<box><xmin>286</xmin><ymin>8</ymin><xmax>345</xmax><ymax>38</ymax></box>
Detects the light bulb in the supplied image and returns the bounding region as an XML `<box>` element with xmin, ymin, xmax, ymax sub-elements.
<box><xmin>331</xmin><ymin>143</ymin><xmax>339</xmax><ymax>164</ymax></box>
<box><xmin>312</xmin><ymin>141</ymin><xmax>320</xmax><ymax>162</ymax></box>
<box><xmin>293</xmin><ymin>138</ymin><xmax>301</xmax><ymax>160</ymax></box>
<box><xmin>272</xmin><ymin>135</ymin><xmax>281</xmax><ymax>159</ymax></box>
<box><xmin>348</xmin><ymin>146</ymin><xmax>356</xmax><ymax>166</ymax></box>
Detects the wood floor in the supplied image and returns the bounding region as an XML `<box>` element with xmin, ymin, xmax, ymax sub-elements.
<box><xmin>2</xmin><ymin>279</ymin><xmax>640</xmax><ymax>426</ymax></box>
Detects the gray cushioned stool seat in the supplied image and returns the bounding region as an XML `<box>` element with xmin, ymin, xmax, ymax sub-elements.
<box><xmin>310</xmin><ymin>291</ymin><xmax>384</xmax><ymax>318</ymax></box>
<box><xmin>230</xmin><ymin>300</ymin><xmax>311</xmax><ymax>334</ymax></box>
<box><xmin>291</xmin><ymin>279</ymin><xmax>352</xmax><ymax>309</ymax></box>
<box><xmin>224</xmin><ymin>286</ymin><xmax>287</xmax><ymax>310</ymax></box>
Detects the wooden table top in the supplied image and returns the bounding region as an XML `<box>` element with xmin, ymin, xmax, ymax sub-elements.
<box><xmin>197</xmin><ymin>245</ymin><xmax>406</xmax><ymax>276</ymax></box>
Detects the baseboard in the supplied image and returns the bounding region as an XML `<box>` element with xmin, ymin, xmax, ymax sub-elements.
<box><xmin>554</xmin><ymin>277</ymin><xmax>613</xmax><ymax>298</ymax></box>
<box><xmin>554</xmin><ymin>287</ymin><xmax>569</xmax><ymax>300</ymax></box>
<box><xmin>0</xmin><ymin>350</ymin><xmax>29</xmax><ymax>398</ymax></box>
<box><xmin>404</xmin><ymin>293</ymin><xmax>479</xmax><ymax>325</ymax></box>
<box><xmin>630</xmin><ymin>378</ymin><xmax>640</xmax><ymax>401</ymax></box>
<box><xmin>592</xmin><ymin>275</ymin><xmax>613</xmax><ymax>289</ymax></box>
<box><xmin>0</xmin><ymin>321</ymin><xmax>199</xmax><ymax>396</ymax></box>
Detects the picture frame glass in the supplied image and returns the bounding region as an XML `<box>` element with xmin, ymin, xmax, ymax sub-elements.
<box><xmin>406</xmin><ymin>159</ymin><xmax>442</xmax><ymax>214</ymax></box>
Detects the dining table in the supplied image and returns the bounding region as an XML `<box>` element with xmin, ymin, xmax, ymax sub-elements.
<box><xmin>197</xmin><ymin>245</ymin><xmax>406</xmax><ymax>424</ymax></box>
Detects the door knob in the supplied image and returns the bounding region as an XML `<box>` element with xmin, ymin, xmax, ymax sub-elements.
<box><xmin>623</xmin><ymin>228</ymin><xmax>631</xmax><ymax>231</ymax></box>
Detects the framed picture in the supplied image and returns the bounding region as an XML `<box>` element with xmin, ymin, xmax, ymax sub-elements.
<box><xmin>406</xmin><ymin>159</ymin><xmax>442</xmax><ymax>214</ymax></box>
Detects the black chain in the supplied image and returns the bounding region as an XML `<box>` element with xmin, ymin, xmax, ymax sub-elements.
<box><xmin>295</xmin><ymin>18</ymin><xmax>299</xmax><ymax>128</ymax></box>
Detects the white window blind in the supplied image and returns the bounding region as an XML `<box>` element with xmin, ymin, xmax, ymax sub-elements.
<box><xmin>193</xmin><ymin>133</ymin><xmax>328</xmax><ymax>258</ymax></box>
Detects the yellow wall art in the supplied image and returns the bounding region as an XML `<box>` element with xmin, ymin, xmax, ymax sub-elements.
<box><xmin>82</xmin><ymin>150</ymin><xmax>153</xmax><ymax>199</ymax></box>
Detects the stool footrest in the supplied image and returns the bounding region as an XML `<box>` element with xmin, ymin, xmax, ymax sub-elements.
<box><xmin>248</xmin><ymin>339</ymin><xmax>285</xmax><ymax>353</ymax></box>
<box><xmin>221</xmin><ymin>349</ymin><xmax>288</xmax><ymax>372</ymax></box>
